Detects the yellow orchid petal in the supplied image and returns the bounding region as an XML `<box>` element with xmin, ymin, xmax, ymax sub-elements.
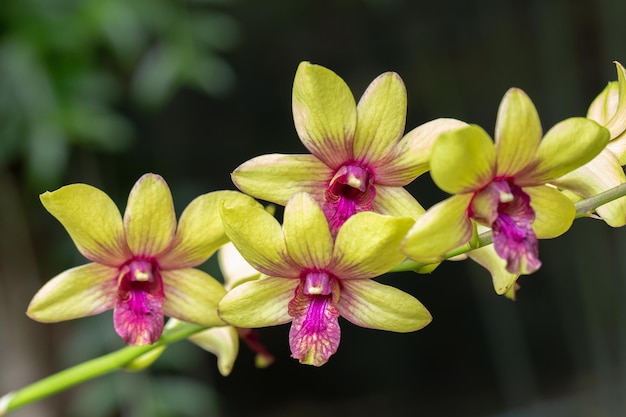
<box><xmin>283</xmin><ymin>193</ymin><xmax>333</xmax><ymax>269</ymax></box>
<box><xmin>292</xmin><ymin>61</ymin><xmax>357</xmax><ymax>168</ymax></box>
<box><xmin>588</xmin><ymin>61</ymin><xmax>626</xmax><ymax>139</ymax></box>
<box><xmin>400</xmin><ymin>194</ymin><xmax>474</xmax><ymax>264</ymax></box>
<box><xmin>494</xmin><ymin>88</ymin><xmax>542</xmax><ymax>177</ymax></box>
<box><xmin>218</xmin><ymin>277</ymin><xmax>298</xmax><ymax>327</ymax></box>
<box><xmin>430</xmin><ymin>125</ymin><xmax>496</xmax><ymax>194</ymax></box>
<box><xmin>353</xmin><ymin>72</ymin><xmax>407</xmax><ymax>162</ymax></box>
<box><xmin>524</xmin><ymin>185</ymin><xmax>575</xmax><ymax>239</ymax></box>
<box><xmin>232</xmin><ymin>154</ymin><xmax>331</xmax><ymax>206</ymax></box>
<box><xmin>374</xmin><ymin>118</ymin><xmax>469</xmax><ymax>185</ymax></box>
<box><xmin>27</xmin><ymin>263</ymin><xmax>117</xmax><ymax>322</ymax></box>
<box><xmin>338</xmin><ymin>280</ymin><xmax>431</xmax><ymax>332</ymax></box>
<box><xmin>189</xmin><ymin>326</ymin><xmax>239</xmax><ymax>376</ymax></box>
<box><xmin>372</xmin><ymin>185</ymin><xmax>425</xmax><ymax>220</ymax></box>
<box><xmin>220</xmin><ymin>202</ymin><xmax>299</xmax><ymax>278</ymax></box>
<box><xmin>552</xmin><ymin>149</ymin><xmax>626</xmax><ymax>227</ymax></box>
<box><xmin>159</xmin><ymin>191</ymin><xmax>261</xmax><ymax>269</ymax></box>
<box><xmin>161</xmin><ymin>268</ymin><xmax>226</xmax><ymax>327</ymax></box>
<box><xmin>468</xmin><ymin>246</ymin><xmax>519</xmax><ymax>295</ymax></box>
<box><xmin>40</xmin><ymin>184</ymin><xmax>131</xmax><ymax>266</ymax></box>
<box><xmin>124</xmin><ymin>173</ymin><xmax>176</xmax><ymax>257</ymax></box>
<box><xmin>331</xmin><ymin>212</ymin><xmax>414</xmax><ymax>279</ymax></box>
<box><xmin>515</xmin><ymin>118</ymin><xmax>609</xmax><ymax>185</ymax></box>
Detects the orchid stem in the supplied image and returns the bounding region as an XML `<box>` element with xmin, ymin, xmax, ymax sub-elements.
<box><xmin>0</xmin><ymin>322</ymin><xmax>204</xmax><ymax>415</ymax></box>
<box><xmin>390</xmin><ymin>181</ymin><xmax>626</xmax><ymax>274</ymax></box>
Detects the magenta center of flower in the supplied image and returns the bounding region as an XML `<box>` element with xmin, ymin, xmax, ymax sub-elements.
<box><xmin>323</xmin><ymin>164</ymin><xmax>375</xmax><ymax>233</ymax></box>
<box><xmin>288</xmin><ymin>271</ymin><xmax>341</xmax><ymax>366</ymax></box>
<box><xmin>472</xmin><ymin>179</ymin><xmax>541</xmax><ymax>275</ymax></box>
<box><xmin>114</xmin><ymin>259</ymin><xmax>165</xmax><ymax>346</ymax></box>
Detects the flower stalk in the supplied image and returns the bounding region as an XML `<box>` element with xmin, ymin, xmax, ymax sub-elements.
<box><xmin>0</xmin><ymin>322</ymin><xmax>204</xmax><ymax>415</ymax></box>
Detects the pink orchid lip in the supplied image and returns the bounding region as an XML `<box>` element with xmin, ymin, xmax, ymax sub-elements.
<box><xmin>472</xmin><ymin>179</ymin><xmax>541</xmax><ymax>275</ymax></box>
<box><xmin>323</xmin><ymin>164</ymin><xmax>376</xmax><ymax>233</ymax></box>
<box><xmin>303</xmin><ymin>270</ymin><xmax>332</xmax><ymax>295</ymax></box>
<box><xmin>114</xmin><ymin>259</ymin><xmax>165</xmax><ymax>345</ymax></box>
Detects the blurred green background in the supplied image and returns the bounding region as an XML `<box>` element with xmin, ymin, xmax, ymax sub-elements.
<box><xmin>1</xmin><ymin>0</ymin><xmax>626</xmax><ymax>416</ymax></box>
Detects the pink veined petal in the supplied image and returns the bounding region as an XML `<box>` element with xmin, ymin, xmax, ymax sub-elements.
<box><xmin>292</xmin><ymin>62</ymin><xmax>357</xmax><ymax>168</ymax></box>
<box><xmin>114</xmin><ymin>261</ymin><xmax>165</xmax><ymax>346</ymax></box>
<box><xmin>161</xmin><ymin>268</ymin><xmax>226</xmax><ymax>327</ymax></box>
<box><xmin>40</xmin><ymin>184</ymin><xmax>131</xmax><ymax>266</ymax></box>
<box><xmin>27</xmin><ymin>263</ymin><xmax>118</xmax><ymax>322</ymax></box>
<box><xmin>231</xmin><ymin>154</ymin><xmax>332</xmax><ymax>206</ymax></box>
<box><xmin>353</xmin><ymin>72</ymin><xmax>407</xmax><ymax>163</ymax></box>
<box><xmin>124</xmin><ymin>173</ymin><xmax>177</xmax><ymax>257</ymax></box>
<box><xmin>288</xmin><ymin>284</ymin><xmax>340</xmax><ymax>366</ymax></box>
<box><xmin>374</xmin><ymin>118</ymin><xmax>469</xmax><ymax>186</ymax></box>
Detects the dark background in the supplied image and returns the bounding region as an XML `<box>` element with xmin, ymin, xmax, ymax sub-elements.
<box><xmin>1</xmin><ymin>0</ymin><xmax>626</xmax><ymax>416</ymax></box>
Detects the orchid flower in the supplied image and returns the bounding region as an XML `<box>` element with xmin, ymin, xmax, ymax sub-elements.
<box><xmin>401</xmin><ymin>88</ymin><xmax>609</xmax><ymax>275</ymax></box>
<box><xmin>551</xmin><ymin>61</ymin><xmax>626</xmax><ymax>227</ymax></box>
<box><xmin>232</xmin><ymin>61</ymin><xmax>466</xmax><ymax>233</ymax></box>
<box><xmin>218</xmin><ymin>192</ymin><xmax>431</xmax><ymax>366</ymax></box>
<box><xmin>27</xmin><ymin>173</ymin><xmax>259</xmax><ymax>346</ymax></box>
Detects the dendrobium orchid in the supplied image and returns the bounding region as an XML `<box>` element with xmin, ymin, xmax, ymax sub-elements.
<box><xmin>27</xmin><ymin>174</ymin><xmax>258</xmax><ymax>346</ymax></box>
<box><xmin>401</xmin><ymin>88</ymin><xmax>609</xmax><ymax>276</ymax></box>
<box><xmin>551</xmin><ymin>61</ymin><xmax>626</xmax><ymax>227</ymax></box>
<box><xmin>218</xmin><ymin>192</ymin><xmax>431</xmax><ymax>366</ymax></box>
<box><xmin>231</xmin><ymin>61</ymin><xmax>466</xmax><ymax>233</ymax></box>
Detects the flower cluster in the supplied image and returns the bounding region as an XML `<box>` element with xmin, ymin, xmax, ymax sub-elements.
<box><xmin>27</xmin><ymin>61</ymin><xmax>626</xmax><ymax>369</ymax></box>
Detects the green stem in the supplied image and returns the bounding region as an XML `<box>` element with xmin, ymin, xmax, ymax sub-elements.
<box><xmin>391</xmin><ymin>182</ymin><xmax>626</xmax><ymax>274</ymax></box>
<box><xmin>574</xmin><ymin>181</ymin><xmax>626</xmax><ymax>218</ymax></box>
<box><xmin>0</xmin><ymin>322</ymin><xmax>204</xmax><ymax>415</ymax></box>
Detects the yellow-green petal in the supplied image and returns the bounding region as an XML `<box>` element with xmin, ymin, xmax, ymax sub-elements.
<box><xmin>159</xmin><ymin>191</ymin><xmax>262</xmax><ymax>269</ymax></box>
<box><xmin>124</xmin><ymin>173</ymin><xmax>176</xmax><ymax>257</ymax></box>
<box><xmin>220</xmin><ymin>203</ymin><xmax>299</xmax><ymax>278</ymax></box>
<box><xmin>232</xmin><ymin>154</ymin><xmax>331</xmax><ymax>205</ymax></box>
<box><xmin>331</xmin><ymin>212</ymin><xmax>414</xmax><ymax>279</ymax></box>
<box><xmin>372</xmin><ymin>185</ymin><xmax>425</xmax><ymax>220</ymax></box>
<box><xmin>161</xmin><ymin>268</ymin><xmax>226</xmax><ymax>327</ymax></box>
<box><xmin>494</xmin><ymin>88</ymin><xmax>542</xmax><ymax>177</ymax></box>
<box><xmin>218</xmin><ymin>277</ymin><xmax>297</xmax><ymax>327</ymax></box>
<box><xmin>524</xmin><ymin>185</ymin><xmax>575</xmax><ymax>239</ymax></box>
<box><xmin>283</xmin><ymin>193</ymin><xmax>333</xmax><ymax>269</ymax></box>
<box><xmin>189</xmin><ymin>325</ymin><xmax>239</xmax><ymax>376</ymax></box>
<box><xmin>40</xmin><ymin>184</ymin><xmax>131</xmax><ymax>266</ymax></box>
<box><xmin>431</xmin><ymin>125</ymin><xmax>496</xmax><ymax>194</ymax></box>
<box><xmin>292</xmin><ymin>61</ymin><xmax>356</xmax><ymax>168</ymax></box>
<box><xmin>27</xmin><ymin>263</ymin><xmax>117</xmax><ymax>322</ymax></box>
<box><xmin>338</xmin><ymin>280</ymin><xmax>431</xmax><ymax>332</ymax></box>
<box><xmin>353</xmin><ymin>72</ymin><xmax>406</xmax><ymax>162</ymax></box>
<box><xmin>468</xmin><ymin>246</ymin><xmax>519</xmax><ymax>295</ymax></box>
<box><xmin>552</xmin><ymin>149</ymin><xmax>626</xmax><ymax>227</ymax></box>
<box><xmin>588</xmin><ymin>61</ymin><xmax>626</xmax><ymax>139</ymax></box>
<box><xmin>515</xmin><ymin>118</ymin><xmax>609</xmax><ymax>185</ymax></box>
<box><xmin>374</xmin><ymin>118</ymin><xmax>469</xmax><ymax>185</ymax></box>
<box><xmin>400</xmin><ymin>194</ymin><xmax>474</xmax><ymax>264</ymax></box>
